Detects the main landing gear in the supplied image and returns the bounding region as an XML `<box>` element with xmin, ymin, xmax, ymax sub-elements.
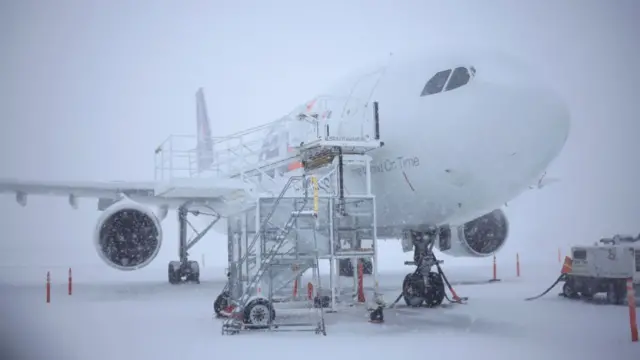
<box><xmin>168</xmin><ymin>205</ymin><xmax>220</xmax><ymax>285</ymax></box>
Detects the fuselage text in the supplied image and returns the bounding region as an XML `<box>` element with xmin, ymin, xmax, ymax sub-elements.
<box><xmin>355</xmin><ymin>156</ymin><xmax>420</xmax><ymax>176</ymax></box>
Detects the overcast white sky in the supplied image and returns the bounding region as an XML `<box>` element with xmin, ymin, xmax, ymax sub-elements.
<box><xmin>0</xmin><ymin>0</ymin><xmax>638</xmax><ymax>273</ymax></box>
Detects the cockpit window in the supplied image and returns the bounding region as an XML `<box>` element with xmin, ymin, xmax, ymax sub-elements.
<box><xmin>421</xmin><ymin>69</ymin><xmax>451</xmax><ymax>96</ymax></box>
<box><xmin>421</xmin><ymin>66</ymin><xmax>476</xmax><ymax>96</ymax></box>
<box><xmin>445</xmin><ymin>67</ymin><xmax>471</xmax><ymax>91</ymax></box>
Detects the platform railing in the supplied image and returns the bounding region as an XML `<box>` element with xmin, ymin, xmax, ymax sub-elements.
<box><xmin>153</xmin><ymin>96</ymin><xmax>380</xmax><ymax>193</ymax></box>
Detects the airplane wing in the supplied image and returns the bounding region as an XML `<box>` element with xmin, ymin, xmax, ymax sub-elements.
<box><xmin>0</xmin><ymin>88</ymin><xmax>217</xmax><ymax>210</ymax></box>
<box><xmin>0</xmin><ymin>178</ymin><xmax>156</xmax><ymax>208</ymax></box>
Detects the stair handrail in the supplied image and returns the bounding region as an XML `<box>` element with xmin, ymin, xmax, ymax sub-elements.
<box><xmin>228</xmin><ymin>175</ymin><xmax>305</xmax><ymax>291</ymax></box>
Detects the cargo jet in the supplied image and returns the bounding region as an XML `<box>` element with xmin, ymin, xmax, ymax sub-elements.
<box><xmin>0</xmin><ymin>48</ymin><xmax>571</xmax><ymax>284</ymax></box>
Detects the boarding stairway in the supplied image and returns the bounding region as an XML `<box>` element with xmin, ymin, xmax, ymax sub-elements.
<box><xmin>153</xmin><ymin>90</ymin><xmax>385</xmax><ymax>334</ymax></box>
<box><xmin>220</xmin><ymin>159</ymin><xmax>382</xmax><ymax>335</ymax></box>
<box><xmin>229</xmin><ymin>104</ymin><xmax>383</xmax><ymax>334</ymax></box>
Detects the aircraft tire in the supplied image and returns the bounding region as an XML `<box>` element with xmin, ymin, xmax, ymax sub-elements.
<box><xmin>168</xmin><ymin>261</ymin><xmax>181</xmax><ymax>285</ymax></box>
<box><xmin>402</xmin><ymin>273</ymin><xmax>425</xmax><ymax>307</ymax></box>
<box><xmin>187</xmin><ymin>260</ymin><xmax>200</xmax><ymax>284</ymax></box>
<box><xmin>423</xmin><ymin>272</ymin><xmax>445</xmax><ymax>308</ymax></box>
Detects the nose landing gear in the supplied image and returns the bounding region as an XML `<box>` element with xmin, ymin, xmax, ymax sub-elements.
<box><xmin>369</xmin><ymin>228</ymin><xmax>468</xmax><ymax>323</ymax></box>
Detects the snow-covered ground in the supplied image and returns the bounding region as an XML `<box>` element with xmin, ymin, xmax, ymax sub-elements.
<box><xmin>1</xmin><ymin>254</ymin><xmax>639</xmax><ymax>360</ymax></box>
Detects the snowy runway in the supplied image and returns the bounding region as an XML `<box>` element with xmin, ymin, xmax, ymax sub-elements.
<box><xmin>2</xmin><ymin>264</ymin><xmax>638</xmax><ymax>359</ymax></box>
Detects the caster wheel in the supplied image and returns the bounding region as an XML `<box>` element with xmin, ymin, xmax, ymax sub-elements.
<box><xmin>168</xmin><ymin>261</ymin><xmax>181</xmax><ymax>285</ymax></box>
<box><xmin>243</xmin><ymin>298</ymin><xmax>276</xmax><ymax>327</ymax></box>
<box><xmin>214</xmin><ymin>291</ymin><xmax>230</xmax><ymax>317</ymax></box>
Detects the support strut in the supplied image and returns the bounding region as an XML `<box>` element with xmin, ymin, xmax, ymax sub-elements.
<box><xmin>168</xmin><ymin>205</ymin><xmax>221</xmax><ymax>285</ymax></box>
<box><xmin>178</xmin><ymin>206</ymin><xmax>189</xmax><ymax>264</ymax></box>
<box><xmin>337</xmin><ymin>147</ymin><xmax>346</xmax><ymax>216</ymax></box>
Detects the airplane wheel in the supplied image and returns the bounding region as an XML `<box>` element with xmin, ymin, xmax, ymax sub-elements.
<box><xmin>168</xmin><ymin>261</ymin><xmax>181</xmax><ymax>285</ymax></box>
<box><xmin>423</xmin><ymin>272</ymin><xmax>445</xmax><ymax>308</ymax></box>
<box><xmin>187</xmin><ymin>260</ymin><xmax>200</xmax><ymax>284</ymax></box>
<box><xmin>243</xmin><ymin>298</ymin><xmax>276</xmax><ymax>326</ymax></box>
<box><xmin>402</xmin><ymin>273</ymin><xmax>425</xmax><ymax>307</ymax></box>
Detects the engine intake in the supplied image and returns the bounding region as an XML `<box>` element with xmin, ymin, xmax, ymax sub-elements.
<box><xmin>93</xmin><ymin>200</ymin><xmax>163</xmax><ymax>270</ymax></box>
<box><xmin>438</xmin><ymin>209</ymin><xmax>509</xmax><ymax>257</ymax></box>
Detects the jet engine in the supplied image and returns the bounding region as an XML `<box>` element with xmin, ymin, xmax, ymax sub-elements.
<box><xmin>437</xmin><ymin>209</ymin><xmax>509</xmax><ymax>257</ymax></box>
<box><xmin>93</xmin><ymin>199</ymin><xmax>165</xmax><ymax>270</ymax></box>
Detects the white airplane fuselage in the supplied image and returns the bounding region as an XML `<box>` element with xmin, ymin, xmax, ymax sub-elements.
<box><xmin>120</xmin><ymin>48</ymin><xmax>569</xmax><ymax>244</ymax></box>
<box><xmin>0</xmin><ymin>47</ymin><xmax>571</xmax><ymax>273</ymax></box>
<box><xmin>264</xmin><ymin>49</ymin><xmax>570</xmax><ymax>237</ymax></box>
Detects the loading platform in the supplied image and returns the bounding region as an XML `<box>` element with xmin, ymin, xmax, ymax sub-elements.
<box><xmin>154</xmin><ymin>90</ymin><xmax>385</xmax><ymax>335</ymax></box>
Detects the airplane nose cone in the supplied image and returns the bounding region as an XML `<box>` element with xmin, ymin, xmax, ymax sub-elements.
<box><xmin>526</xmin><ymin>87</ymin><xmax>571</xmax><ymax>164</ymax></box>
<box><xmin>527</xmin><ymin>86</ymin><xmax>571</xmax><ymax>154</ymax></box>
<box><xmin>483</xmin><ymin>52</ymin><xmax>571</xmax><ymax>161</ymax></box>
<box><xmin>495</xmin><ymin>85</ymin><xmax>571</xmax><ymax>195</ymax></box>
<box><xmin>462</xmin><ymin>75</ymin><xmax>571</xmax><ymax>207</ymax></box>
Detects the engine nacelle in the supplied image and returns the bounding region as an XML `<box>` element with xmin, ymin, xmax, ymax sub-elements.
<box><xmin>93</xmin><ymin>200</ymin><xmax>164</xmax><ymax>271</ymax></box>
<box><xmin>437</xmin><ymin>209</ymin><xmax>509</xmax><ymax>257</ymax></box>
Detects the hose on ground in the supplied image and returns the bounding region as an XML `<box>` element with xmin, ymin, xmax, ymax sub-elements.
<box><xmin>525</xmin><ymin>274</ymin><xmax>567</xmax><ymax>301</ymax></box>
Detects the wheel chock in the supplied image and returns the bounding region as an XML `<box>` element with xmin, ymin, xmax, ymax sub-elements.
<box><xmin>368</xmin><ymin>305</ymin><xmax>384</xmax><ymax>323</ymax></box>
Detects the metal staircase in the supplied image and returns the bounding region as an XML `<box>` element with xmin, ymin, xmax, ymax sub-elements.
<box><xmin>153</xmin><ymin>84</ymin><xmax>386</xmax><ymax>334</ymax></box>
<box><xmin>220</xmin><ymin>175</ymin><xmax>325</xmax><ymax>334</ymax></box>
<box><xmin>211</xmin><ymin>97</ymin><xmax>384</xmax><ymax>335</ymax></box>
<box><xmin>234</xmin><ymin>176</ymin><xmax>307</xmax><ymax>303</ymax></box>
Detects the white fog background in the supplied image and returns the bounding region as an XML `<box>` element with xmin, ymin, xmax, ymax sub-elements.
<box><xmin>0</xmin><ymin>0</ymin><xmax>638</xmax><ymax>278</ymax></box>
